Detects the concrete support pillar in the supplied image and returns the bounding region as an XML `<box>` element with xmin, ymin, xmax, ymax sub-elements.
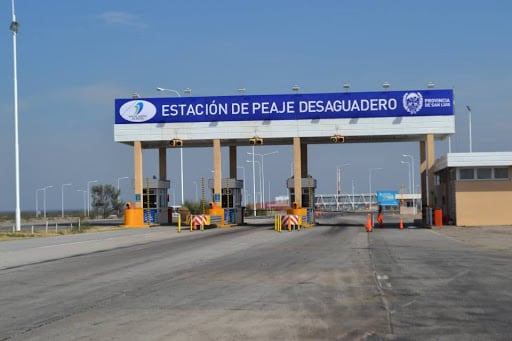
<box><xmin>420</xmin><ymin>134</ymin><xmax>435</xmax><ymax>209</ymax></box>
<box><xmin>133</xmin><ymin>141</ymin><xmax>143</xmax><ymax>208</ymax></box>
<box><xmin>213</xmin><ymin>139</ymin><xmax>222</xmax><ymax>206</ymax></box>
<box><xmin>158</xmin><ymin>147</ymin><xmax>166</xmax><ymax>181</ymax></box>
<box><xmin>293</xmin><ymin>137</ymin><xmax>302</xmax><ymax>207</ymax></box>
<box><xmin>229</xmin><ymin>146</ymin><xmax>237</xmax><ymax>179</ymax></box>
<box><xmin>301</xmin><ymin>143</ymin><xmax>308</xmax><ymax>178</ymax></box>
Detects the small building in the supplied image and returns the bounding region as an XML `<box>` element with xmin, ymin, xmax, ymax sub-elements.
<box><xmin>432</xmin><ymin>152</ymin><xmax>512</xmax><ymax>226</ymax></box>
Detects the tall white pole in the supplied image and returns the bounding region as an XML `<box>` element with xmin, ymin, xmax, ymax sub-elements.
<box><xmin>156</xmin><ymin>87</ymin><xmax>184</xmax><ymax>205</ymax></box>
<box><xmin>43</xmin><ymin>186</ymin><xmax>52</xmax><ymax>219</ymax></box>
<box><xmin>252</xmin><ymin>146</ymin><xmax>256</xmax><ymax>215</ymax></box>
<box><xmin>258</xmin><ymin>161</ymin><xmax>263</xmax><ymax>209</ymax></box>
<box><xmin>180</xmin><ymin>147</ymin><xmax>184</xmax><ymax>205</ymax></box>
<box><xmin>260</xmin><ymin>156</ymin><xmax>265</xmax><ymax>209</ymax></box>
<box><xmin>237</xmin><ymin>166</ymin><xmax>246</xmax><ymax>206</ymax></box>
<box><xmin>466</xmin><ymin>105</ymin><xmax>473</xmax><ymax>153</ymax></box>
<box><xmin>351</xmin><ymin>179</ymin><xmax>355</xmax><ymax>211</ymax></box>
<box><xmin>336</xmin><ymin>163</ymin><xmax>351</xmax><ymax>210</ymax></box>
<box><xmin>77</xmin><ymin>190</ymin><xmax>86</xmax><ymax>216</ymax></box>
<box><xmin>35</xmin><ymin>188</ymin><xmax>44</xmax><ymax>217</ymax></box>
<box><xmin>369</xmin><ymin>168</ymin><xmax>382</xmax><ymax>208</ymax></box>
<box><xmin>11</xmin><ymin>0</ymin><xmax>21</xmax><ymax>231</ymax></box>
<box><xmin>87</xmin><ymin>180</ymin><xmax>98</xmax><ymax>216</ymax></box>
<box><xmin>403</xmin><ymin>154</ymin><xmax>415</xmax><ymax>215</ymax></box>
<box><xmin>401</xmin><ymin>161</ymin><xmax>411</xmax><ymax>194</ymax></box>
<box><xmin>193</xmin><ymin>181</ymin><xmax>198</xmax><ymax>202</ymax></box>
<box><xmin>35</xmin><ymin>189</ymin><xmax>39</xmax><ymax>218</ymax></box>
<box><xmin>61</xmin><ymin>183</ymin><xmax>72</xmax><ymax>218</ymax></box>
<box><xmin>336</xmin><ymin>168</ymin><xmax>340</xmax><ymax>210</ymax></box>
<box><xmin>408</xmin><ymin>163</ymin><xmax>412</xmax><ymax>194</ymax></box>
<box><xmin>403</xmin><ymin>155</ymin><xmax>415</xmax><ymax>196</ymax></box>
<box><xmin>248</xmin><ymin>151</ymin><xmax>278</xmax><ymax>210</ymax></box>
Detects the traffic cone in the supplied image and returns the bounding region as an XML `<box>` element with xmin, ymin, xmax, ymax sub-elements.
<box><xmin>366</xmin><ymin>214</ymin><xmax>373</xmax><ymax>232</ymax></box>
<box><xmin>399</xmin><ymin>216</ymin><xmax>404</xmax><ymax>230</ymax></box>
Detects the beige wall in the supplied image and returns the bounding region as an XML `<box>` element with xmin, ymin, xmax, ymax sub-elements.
<box><xmin>455</xmin><ymin>178</ymin><xmax>512</xmax><ymax>226</ymax></box>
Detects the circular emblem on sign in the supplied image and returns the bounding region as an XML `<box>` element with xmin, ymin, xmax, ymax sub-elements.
<box><xmin>119</xmin><ymin>100</ymin><xmax>157</xmax><ymax>122</ymax></box>
<box><xmin>402</xmin><ymin>92</ymin><xmax>423</xmax><ymax>115</ymax></box>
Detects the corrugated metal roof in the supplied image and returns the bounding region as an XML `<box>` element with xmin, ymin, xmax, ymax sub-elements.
<box><xmin>433</xmin><ymin>152</ymin><xmax>512</xmax><ymax>172</ymax></box>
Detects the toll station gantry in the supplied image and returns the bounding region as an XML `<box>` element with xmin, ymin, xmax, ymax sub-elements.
<box><xmin>114</xmin><ymin>88</ymin><xmax>454</xmax><ymax>227</ymax></box>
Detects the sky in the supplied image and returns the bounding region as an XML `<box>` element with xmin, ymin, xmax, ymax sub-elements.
<box><xmin>0</xmin><ymin>0</ymin><xmax>511</xmax><ymax>213</ymax></box>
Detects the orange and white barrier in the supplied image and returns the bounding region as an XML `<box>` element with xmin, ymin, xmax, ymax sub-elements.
<box><xmin>275</xmin><ymin>214</ymin><xmax>301</xmax><ymax>232</ymax></box>
<box><xmin>190</xmin><ymin>215</ymin><xmax>209</xmax><ymax>231</ymax></box>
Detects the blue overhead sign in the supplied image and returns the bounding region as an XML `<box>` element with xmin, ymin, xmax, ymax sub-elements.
<box><xmin>115</xmin><ymin>89</ymin><xmax>453</xmax><ymax>124</ymax></box>
<box><xmin>376</xmin><ymin>191</ymin><xmax>399</xmax><ymax>206</ymax></box>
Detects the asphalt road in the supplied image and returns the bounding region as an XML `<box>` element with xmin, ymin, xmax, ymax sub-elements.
<box><xmin>0</xmin><ymin>214</ymin><xmax>510</xmax><ymax>340</ymax></box>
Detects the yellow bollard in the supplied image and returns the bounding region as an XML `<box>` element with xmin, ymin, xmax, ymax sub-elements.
<box><xmin>288</xmin><ymin>218</ymin><xmax>291</xmax><ymax>232</ymax></box>
<box><xmin>178</xmin><ymin>214</ymin><xmax>181</xmax><ymax>233</ymax></box>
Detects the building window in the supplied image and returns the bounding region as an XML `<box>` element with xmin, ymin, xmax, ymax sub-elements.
<box><xmin>459</xmin><ymin>168</ymin><xmax>474</xmax><ymax>180</ymax></box>
<box><xmin>434</xmin><ymin>174</ymin><xmax>441</xmax><ymax>186</ymax></box>
<box><xmin>458</xmin><ymin>167</ymin><xmax>509</xmax><ymax>181</ymax></box>
<box><xmin>494</xmin><ymin>167</ymin><xmax>509</xmax><ymax>179</ymax></box>
<box><xmin>476</xmin><ymin>168</ymin><xmax>492</xmax><ymax>179</ymax></box>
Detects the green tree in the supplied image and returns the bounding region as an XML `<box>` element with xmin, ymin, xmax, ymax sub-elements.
<box><xmin>91</xmin><ymin>184</ymin><xmax>125</xmax><ymax>218</ymax></box>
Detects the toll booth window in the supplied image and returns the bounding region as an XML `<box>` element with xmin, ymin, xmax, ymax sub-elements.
<box><xmin>222</xmin><ymin>195</ymin><xmax>233</xmax><ymax>208</ymax></box>
<box><xmin>142</xmin><ymin>189</ymin><xmax>157</xmax><ymax>208</ymax></box>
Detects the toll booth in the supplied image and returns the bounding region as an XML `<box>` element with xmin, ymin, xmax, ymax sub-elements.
<box><xmin>287</xmin><ymin>176</ymin><xmax>317</xmax><ymax>223</ymax></box>
<box><xmin>208</xmin><ymin>178</ymin><xmax>244</xmax><ymax>224</ymax></box>
<box><xmin>142</xmin><ymin>178</ymin><xmax>170</xmax><ymax>224</ymax></box>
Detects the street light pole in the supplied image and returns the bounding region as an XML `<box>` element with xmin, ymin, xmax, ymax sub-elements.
<box><xmin>87</xmin><ymin>180</ymin><xmax>98</xmax><ymax>217</ymax></box>
<box><xmin>336</xmin><ymin>163</ymin><xmax>351</xmax><ymax>210</ymax></box>
<box><xmin>402</xmin><ymin>154</ymin><xmax>416</xmax><ymax>214</ymax></box>
<box><xmin>402</xmin><ymin>154</ymin><xmax>415</xmax><ymax>195</ymax></box>
<box><xmin>35</xmin><ymin>188</ymin><xmax>44</xmax><ymax>217</ymax></box>
<box><xmin>11</xmin><ymin>0</ymin><xmax>21</xmax><ymax>231</ymax></box>
<box><xmin>193</xmin><ymin>181</ymin><xmax>198</xmax><ymax>202</ymax></box>
<box><xmin>156</xmin><ymin>87</ymin><xmax>184</xmax><ymax>205</ymax></box>
<box><xmin>368</xmin><ymin>168</ymin><xmax>383</xmax><ymax>208</ymax></box>
<box><xmin>76</xmin><ymin>190</ymin><xmax>86</xmax><ymax>216</ymax></box>
<box><xmin>466</xmin><ymin>105</ymin><xmax>473</xmax><ymax>152</ymax></box>
<box><xmin>246</xmin><ymin>154</ymin><xmax>257</xmax><ymax>216</ymax></box>
<box><xmin>42</xmin><ymin>185</ymin><xmax>53</xmax><ymax>219</ymax></box>
<box><xmin>117</xmin><ymin>176</ymin><xmax>129</xmax><ymax>190</ymax></box>
<box><xmin>156</xmin><ymin>87</ymin><xmax>181</xmax><ymax>97</ymax></box>
<box><xmin>61</xmin><ymin>183</ymin><xmax>72</xmax><ymax>218</ymax></box>
<box><xmin>250</xmin><ymin>146</ymin><xmax>256</xmax><ymax>215</ymax></box>
<box><xmin>237</xmin><ymin>166</ymin><xmax>246</xmax><ymax>206</ymax></box>
<box><xmin>248</xmin><ymin>151</ymin><xmax>279</xmax><ymax>209</ymax></box>
<box><xmin>400</xmin><ymin>161</ymin><xmax>412</xmax><ymax>194</ymax></box>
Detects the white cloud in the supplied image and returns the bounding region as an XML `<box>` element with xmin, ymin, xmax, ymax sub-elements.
<box><xmin>99</xmin><ymin>11</ymin><xmax>147</xmax><ymax>29</ymax></box>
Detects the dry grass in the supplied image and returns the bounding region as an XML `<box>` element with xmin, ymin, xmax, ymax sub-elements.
<box><xmin>0</xmin><ymin>225</ymin><xmax>127</xmax><ymax>241</ymax></box>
